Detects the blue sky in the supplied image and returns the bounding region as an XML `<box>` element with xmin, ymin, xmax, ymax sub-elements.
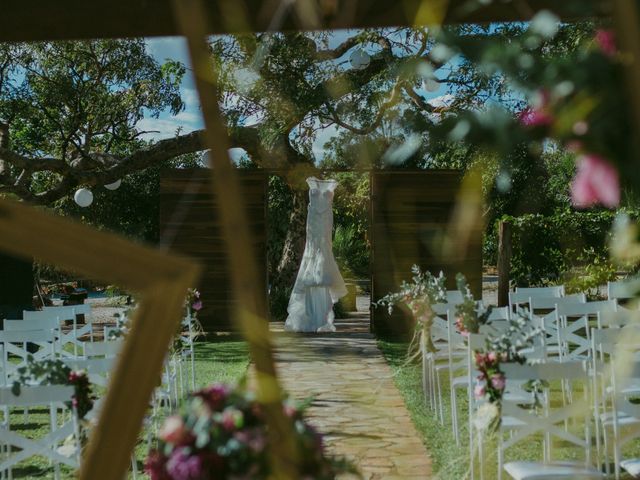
<box><xmin>142</xmin><ymin>33</ymin><xmax>452</xmax><ymax>161</ymax></box>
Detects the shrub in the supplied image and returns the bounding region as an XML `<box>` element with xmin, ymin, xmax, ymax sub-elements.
<box><xmin>503</xmin><ymin>209</ymin><xmax>636</xmax><ymax>286</ymax></box>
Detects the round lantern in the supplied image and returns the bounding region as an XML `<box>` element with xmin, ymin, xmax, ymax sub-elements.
<box><xmin>74</xmin><ymin>188</ymin><xmax>93</xmax><ymax>208</ymax></box>
<box><xmin>423</xmin><ymin>78</ymin><xmax>440</xmax><ymax>92</ymax></box>
<box><xmin>349</xmin><ymin>49</ymin><xmax>370</xmax><ymax>70</ymax></box>
<box><xmin>104</xmin><ymin>179</ymin><xmax>122</xmax><ymax>191</ymax></box>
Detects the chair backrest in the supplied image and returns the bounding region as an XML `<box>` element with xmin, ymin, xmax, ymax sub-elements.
<box><xmin>0</xmin><ymin>384</ymin><xmax>75</xmax><ymax>407</ymax></box>
<box><xmin>22</xmin><ymin>310</ymin><xmax>60</xmax><ymax>323</ymax></box>
<box><xmin>499</xmin><ymin>361</ymin><xmax>591</xmax><ymax>464</ymax></box>
<box><xmin>63</xmin><ymin>357</ymin><xmax>115</xmax><ymax>387</ymax></box>
<box><xmin>83</xmin><ymin>340</ymin><xmax>123</xmax><ymax>358</ymax></box>
<box><xmin>4</xmin><ymin>317</ymin><xmax>59</xmax><ymax>331</ymax></box>
<box><xmin>445</xmin><ymin>290</ymin><xmax>465</xmax><ymax>305</ymax></box>
<box><xmin>529</xmin><ymin>293</ymin><xmax>585</xmax><ymax>310</ymax></box>
<box><xmin>487</xmin><ymin>307</ymin><xmax>510</xmax><ymax>322</ymax></box>
<box><xmin>516</xmin><ymin>285</ymin><xmax>565</xmax><ymax>297</ymax></box>
<box><xmin>556</xmin><ymin>299</ymin><xmax>617</xmax><ymax>317</ymax></box>
<box><xmin>608</xmin><ymin>279</ymin><xmax>640</xmax><ymax>300</ymax></box>
<box><xmin>41</xmin><ymin>305</ymin><xmax>77</xmax><ymax>322</ymax></box>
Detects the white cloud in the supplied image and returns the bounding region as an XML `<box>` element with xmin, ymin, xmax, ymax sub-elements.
<box><xmin>427</xmin><ymin>94</ymin><xmax>455</xmax><ymax>109</ymax></box>
<box><xmin>137</xmin><ymin>118</ymin><xmax>197</xmax><ymax>142</ymax></box>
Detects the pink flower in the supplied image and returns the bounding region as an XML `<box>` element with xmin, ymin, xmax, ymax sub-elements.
<box><xmin>571</xmin><ymin>154</ymin><xmax>620</xmax><ymax>208</ymax></box>
<box><xmin>221</xmin><ymin>408</ymin><xmax>244</xmax><ymax>431</ymax></box>
<box><xmin>519</xmin><ymin>107</ymin><xmax>553</xmax><ymax>127</ymax></box>
<box><xmin>474</xmin><ymin>352</ymin><xmax>486</xmax><ymax>368</ymax></box>
<box><xmin>595</xmin><ymin>29</ymin><xmax>616</xmax><ymax>57</ymax></box>
<box><xmin>159</xmin><ymin>416</ymin><xmax>192</xmax><ymax>446</ymax></box>
<box><xmin>487</xmin><ymin>352</ymin><xmax>498</xmax><ymax>364</ymax></box>
<box><xmin>491</xmin><ymin>373</ymin><xmax>506</xmax><ymax>391</ymax></box>
<box><xmin>191</xmin><ymin>300</ymin><xmax>203</xmax><ymax>312</ymax></box>
<box><xmin>474</xmin><ymin>384</ymin><xmax>486</xmax><ymax>399</ymax></box>
<box><xmin>199</xmin><ymin>384</ymin><xmax>230</xmax><ymax>411</ymax></box>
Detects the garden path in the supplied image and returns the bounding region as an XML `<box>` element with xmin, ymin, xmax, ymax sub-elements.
<box><xmin>265</xmin><ymin>301</ymin><xmax>432</xmax><ymax>480</ymax></box>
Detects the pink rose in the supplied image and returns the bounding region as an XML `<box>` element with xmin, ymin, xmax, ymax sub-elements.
<box><xmin>595</xmin><ymin>29</ymin><xmax>616</xmax><ymax>57</ymax></box>
<box><xmin>487</xmin><ymin>351</ymin><xmax>498</xmax><ymax>363</ymax></box>
<box><xmin>519</xmin><ymin>107</ymin><xmax>553</xmax><ymax>127</ymax></box>
<box><xmin>571</xmin><ymin>154</ymin><xmax>620</xmax><ymax>209</ymax></box>
<box><xmin>159</xmin><ymin>415</ymin><xmax>193</xmax><ymax>446</ymax></box>
<box><xmin>491</xmin><ymin>373</ymin><xmax>506</xmax><ymax>391</ymax></box>
<box><xmin>474</xmin><ymin>383</ymin><xmax>486</xmax><ymax>399</ymax></box>
<box><xmin>474</xmin><ymin>352</ymin><xmax>485</xmax><ymax>368</ymax></box>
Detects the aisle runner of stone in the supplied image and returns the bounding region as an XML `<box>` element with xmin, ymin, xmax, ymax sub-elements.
<box><xmin>265</xmin><ymin>311</ymin><xmax>432</xmax><ymax>480</ymax></box>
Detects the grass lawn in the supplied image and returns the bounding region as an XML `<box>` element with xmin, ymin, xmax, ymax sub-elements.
<box><xmin>378</xmin><ymin>339</ymin><xmax>640</xmax><ymax>480</ymax></box>
<box><xmin>4</xmin><ymin>337</ymin><xmax>250</xmax><ymax>479</ymax></box>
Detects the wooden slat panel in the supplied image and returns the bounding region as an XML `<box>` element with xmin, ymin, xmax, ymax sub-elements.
<box><xmin>159</xmin><ymin>169</ymin><xmax>268</xmax><ymax>331</ymax></box>
<box><xmin>371</xmin><ymin>170</ymin><xmax>482</xmax><ymax>337</ymax></box>
<box><xmin>0</xmin><ymin>0</ymin><xmax>608</xmax><ymax>42</ymax></box>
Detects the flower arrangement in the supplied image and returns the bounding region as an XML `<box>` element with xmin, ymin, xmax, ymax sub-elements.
<box><xmin>11</xmin><ymin>356</ymin><xmax>95</xmax><ymax>420</ymax></box>
<box><xmin>431</xmin><ymin>14</ymin><xmax>627</xmax><ymax>210</ymax></box>
<box><xmin>453</xmin><ymin>273</ymin><xmax>493</xmax><ymax>336</ymax></box>
<box><xmin>375</xmin><ymin>265</ymin><xmax>446</xmax><ymax>352</ymax></box>
<box><xmin>145</xmin><ymin>383</ymin><xmax>357</xmax><ymax>480</ymax></box>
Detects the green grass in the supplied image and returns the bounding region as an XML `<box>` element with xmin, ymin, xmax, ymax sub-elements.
<box><xmin>378</xmin><ymin>339</ymin><xmax>640</xmax><ymax>480</ymax></box>
<box><xmin>3</xmin><ymin>337</ymin><xmax>250</xmax><ymax>479</ymax></box>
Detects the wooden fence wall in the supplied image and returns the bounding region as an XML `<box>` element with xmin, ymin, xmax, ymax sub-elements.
<box><xmin>160</xmin><ymin>169</ymin><xmax>481</xmax><ymax>335</ymax></box>
<box><xmin>159</xmin><ymin>169</ymin><xmax>268</xmax><ymax>331</ymax></box>
<box><xmin>370</xmin><ymin>171</ymin><xmax>482</xmax><ymax>336</ymax></box>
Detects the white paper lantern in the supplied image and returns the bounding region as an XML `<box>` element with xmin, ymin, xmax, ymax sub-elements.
<box><xmin>74</xmin><ymin>188</ymin><xmax>93</xmax><ymax>208</ymax></box>
<box><xmin>104</xmin><ymin>179</ymin><xmax>122</xmax><ymax>190</ymax></box>
<box><xmin>349</xmin><ymin>49</ymin><xmax>370</xmax><ymax>70</ymax></box>
<box><xmin>422</xmin><ymin>78</ymin><xmax>440</xmax><ymax>92</ymax></box>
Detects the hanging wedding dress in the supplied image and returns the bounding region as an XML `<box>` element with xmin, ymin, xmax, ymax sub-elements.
<box><xmin>285</xmin><ymin>177</ymin><xmax>347</xmax><ymax>332</ymax></box>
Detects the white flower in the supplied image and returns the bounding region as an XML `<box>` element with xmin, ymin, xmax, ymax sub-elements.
<box><xmin>473</xmin><ymin>402</ymin><xmax>500</xmax><ymax>433</ymax></box>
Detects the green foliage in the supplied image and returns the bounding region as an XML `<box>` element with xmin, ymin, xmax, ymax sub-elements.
<box><xmin>563</xmin><ymin>247</ymin><xmax>618</xmax><ymax>300</ymax></box>
<box><xmin>333</xmin><ymin>225</ymin><xmax>368</xmax><ymax>279</ymax></box>
<box><xmin>504</xmin><ymin>209</ymin><xmax>635</xmax><ymax>286</ymax></box>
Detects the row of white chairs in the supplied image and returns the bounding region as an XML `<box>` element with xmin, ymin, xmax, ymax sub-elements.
<box><xmin>422</xmin><ymin>282</ymin><xmax>640</xmax><ymax>479</ymax></box>
<box><xmin>0</xmin><ymin>304</ymin><xmax>199</xmax><ymax>478</ymax></box>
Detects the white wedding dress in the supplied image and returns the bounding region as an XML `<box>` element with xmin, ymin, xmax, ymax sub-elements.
<box><xmin>285</xmin><ymin>177</ymin><xmax>347</xmax><ymax>332</ymax></box>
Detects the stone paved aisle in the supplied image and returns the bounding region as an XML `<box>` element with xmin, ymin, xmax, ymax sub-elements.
<box><xmin>266</xmin><ymin>312</ymin><xmax>432</xmax><ymax>479</ymax></box>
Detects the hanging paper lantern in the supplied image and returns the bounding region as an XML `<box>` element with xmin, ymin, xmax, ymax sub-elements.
<box><xmin>104</xmin><ymin>179</ymin><xmax>122</xmax><ymax>191</ymax></box>
<box><xmin>423</xmin><ymin>78</ymin><xmax>440</xmax><ymax>92</ymax></box>
<box><xmin>74</xmin><ymin>188</ymin><xmax>93</xmax><ymax>208</ymax></box>
<box><xmin>349</xmin><ymin>49</ymin><xmax>370</xmax><ymax>70</ymax></box>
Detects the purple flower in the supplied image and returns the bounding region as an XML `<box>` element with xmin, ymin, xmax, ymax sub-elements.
<box><xmin>191</xmin><ymin>300</ymin><xmax>203</xmax><ymax>312</ymax></box>
<box><xmin>491</xmin><ymin>373</ymin><xmax>506</xmax><ymax>391</ymax></box>
<box><xmin>571</xmin><ymin>154</ymin><xmax>620</xmax><ymax>209</ymax></box>
<box><xmin>166</xmin><ymin>449</ymin><xmax>204</xmax><ymax>480</ymax></box>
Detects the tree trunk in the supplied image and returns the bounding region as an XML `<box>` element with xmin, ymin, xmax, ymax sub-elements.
<box><xmin>273</xmin><ymin>189</ymin><xmax>308</xmax><ymax>294</ymax></box>
<box><xmin>497</xmin><ymin>220</ymin><xmax>512</xmax><ymax>307</ymax></box>
<box><xmin>0</xmin><ymin>122</ymin><xmax>35</xmax><ymax>319</ymax></box>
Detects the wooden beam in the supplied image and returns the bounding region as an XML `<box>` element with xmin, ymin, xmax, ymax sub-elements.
<box><xmin>0</xmin><ymin>0</ymin><xmax>610</xmax><ymax>42</ymax></box>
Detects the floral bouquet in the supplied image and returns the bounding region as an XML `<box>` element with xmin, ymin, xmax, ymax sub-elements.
<box><xmin>145</xmin><ymin>383</ymin><xmax>357</xmax><ymax>480</ymax></box>
<box><xmin>375</xmin><ymin>265</ymin><xmax>446</xmax><ymax>352</ymax></box>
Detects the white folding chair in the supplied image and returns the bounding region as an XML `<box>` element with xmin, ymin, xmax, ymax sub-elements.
<box><xmin>0</xmin><ymin>385</ymin><xmax>80</xmax><ymax>479</ymax></box>
<box><xmin>556</xmin><ymin>301</ymin><xmax>616</xmax><ymax>363</ymax></box>
<box><xmin>591</xmin><ymin>326</ymin><xmax>640</xmax><ymax>479</ymax></box>
<box><xmin>40</xmin><ymin>306</ymin><xmax>91</xmax><ymax>357</ymax></box>
<box><xmin>82</xmin><ymin>340</ymin><xmax>123</xmax><ymax>359</ymax></box>
<box><xmin>0</xmin><ymin>330</ymin><xmax>58</xmax><ymax>382</ymax></box>
<box><xmin>497</xmin><ymin>361</ymin><xmax>602</xmax><ymax>480</ymax></box>
<box><xmin>509</xmin><ymin>286</ymin><xmax>564</xmax><ymax>312</ymax></box>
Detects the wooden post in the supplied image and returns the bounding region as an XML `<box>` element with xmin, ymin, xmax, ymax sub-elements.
<box><xmin>497</xmin><ymin>220</ymin><xmax>512</xmax><ymax>307</ymax></box>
